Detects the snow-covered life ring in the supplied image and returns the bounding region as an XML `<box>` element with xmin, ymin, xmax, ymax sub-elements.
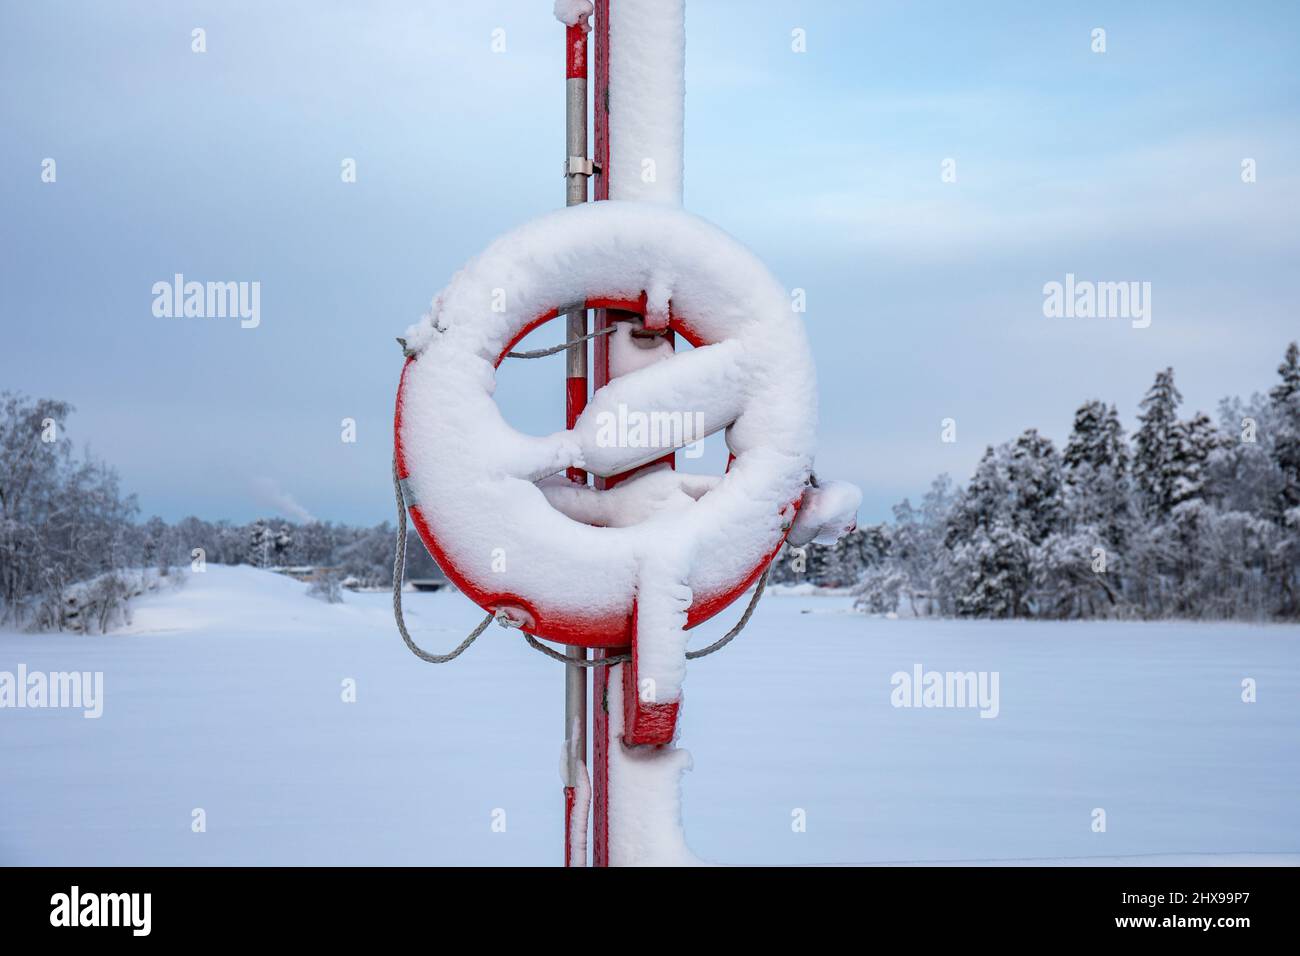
<box><xmin>395</xmin><ymin>201</ymin><xmax>831</xmax><ymax>683</ymax></box>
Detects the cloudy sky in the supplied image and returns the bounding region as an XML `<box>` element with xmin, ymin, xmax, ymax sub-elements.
<box><xmin>2</xmin><ymin>0</ymin><xmax>1297</xmax><ymax>525</ymax></box>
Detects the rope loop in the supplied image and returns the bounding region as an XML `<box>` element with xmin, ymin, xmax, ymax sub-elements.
<box><xmin>506</xmin><ymin>324</ymin><xmax>616</xmax><ymax>359</ymax></box>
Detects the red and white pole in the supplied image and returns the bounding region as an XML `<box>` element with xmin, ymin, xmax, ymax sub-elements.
<box><xmin>590</xmin><ymin>0</ymin><xmax>616</xmax><ymax>868</ymax></box>
<box><xmin>562</xmin><ymin>18</ymin><xmax>590</xmax><ymax>868</ymax></box>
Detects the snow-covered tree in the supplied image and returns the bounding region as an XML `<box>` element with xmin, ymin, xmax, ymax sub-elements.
<box><xmin>296</xmin><ymin>520</ymin><xmax>340</xmax><ymax>566</ymax></box>
<box><xmin>1279</xmin><ymin>507</ymin><xmax>1300</xmax><ymax>618</ymax></box>
<box><xmin>1031</xmin><ymin>528</ymin><xmax>1119</xmax><ymax>619</ymax></box>
<box><xmin>1064</xmin><ymin>400</ymin><xmax>1128</xmax><ymax>477</ymax></box>
<box><xmin>853</xmin><ymin>562</ymin><xmax>906</xmax><ymax>614</ymax></box>
<box><xmin>1006</xmin><ymin>428</ymin><xmax>1065</xmax><ymax>544</ymax></box>
<box><xmin>0</xmin><ymin>392</ymin><xmax>140</xmax><ymax>629</ymax></box>
<box><xmin>944</xmin><ymin>522</ymin><xmax>1032</xmax><ymax>618</ymax></box>
<box><xmin>900</xmin><ymin>354</ymin><xmax>1300</xmax><ymax>621</ymax></box>
<box><xmin>944</xmin><ymin>447</ymin><xmax>1005</xmax><ymax>544</ymax></box>
<box><xmin>1134</xmin><ymin>368</ymin><xmax>1183</xmax><ymax>518</ymax></box>
<box><xmin>1171</xmin><ymin>411</ymin><xmax>1223</xmax><ymax>507</ymax></box>
<box><xmin>334</xmin><ymin>522</ymin><xmax>398</xmax><ymax>588</ymax></box>
<box><xmin>1270</xmin><ymin>341</ymin><xmax>1300</xmax><ymax>509</ymax></box>
<box><xmin>247</xmin><ymin>519</ymin><xmax>272</xmax><ymax>568</ymax></box>
<box><xmin>272</xmin><ymin>524</ymin><xmax>292</xmax><ymax>566</ymax></box>
<box><xmin>1062</xmin><ymin>400</ymin><xmax>1133</xmax><ymax>549</ymax></box>
<box><xmin>882</xmin><ymin>474</ymin><xmax>954</xmax><ymax>615</ymax></box>
<box><xmin>1208</xmin><ymin>394</ymin><xmax>1284</xmax><ymax>519</ymax></box>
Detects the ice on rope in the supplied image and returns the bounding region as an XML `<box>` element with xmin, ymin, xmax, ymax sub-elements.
<box><xmin>608</xmin><ymin>0</ymin><xmax>685</xmax><ymax>205</ymax></box>
<box><xmin>606</xmin><ymin>665</ymin><xmax>705</xmax><ymax>866</ymax></box>
<box><xmin>552</xmin><ymin>0</ymin><xmax>593</xmax><ymax>32</ymax></box>
<box><xmin>399</xmin><ymin>200</ymin><xmax>824</xmax><ymax>703</ymax></box>
<box><xmin>787</xmin><ymin>479</ymin><xmax>863</xmax><ymax>547</ymax></box>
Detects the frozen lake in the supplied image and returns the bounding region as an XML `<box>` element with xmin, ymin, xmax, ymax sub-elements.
<box><xmin>2</xmin><ymin>565</ymin><xmax>1297</xmax><ymax>865</ymax></box>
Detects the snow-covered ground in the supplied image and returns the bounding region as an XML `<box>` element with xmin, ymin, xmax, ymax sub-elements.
<box><xmin>1</xmin><ymin>565</ymin><xmax>1296</xmax><ymax>866</ymax></box>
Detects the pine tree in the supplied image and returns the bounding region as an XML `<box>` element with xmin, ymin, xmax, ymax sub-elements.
<box><xmin>1270</xmin><ymin>342</ymin><xmax>1300</xmax><ymax>508</ymax></box>
<box><xmin>1171</xmin><ymin>411</ymin><xmax>1222</xmax><ymax>507</ymax></box>
<box><xmin>1062</xmin><ymin>400</ymin><xmax>1132</xmax><ymax>547</ymax></box>
<box><xmin>1064</xmin><ymin>400</ymin><xmax>1105</xmax><ymax>471</ymax></box>
<box><xmin>141</xmin><ymin>515</ymin><xmax>166</xmax><ymax>568</ymax></box>
<box><xmin>948</xmin><ymin>523</ymin><xmax>1032</xmax><ymax>618</ymax></box>
<box><xmin>1103</xmin><ymin>404</ymin><xmax>1130</xmax><ymax>477</ymax></box>
<box><xmin>273</xmin><ymin>524</ymin><xmax>292</xmax><ymax>566</ymax></box>
<box><xmin>247</xmin><ymin>519</ymin><xmax>271</xmax><ymax>568</ymax></box>
<box><xmin>1134</xmin><ymin>368</ymin><xmax>1183</xmax><ymax>518</ymax></box>
<box><xmin>1006</xmin><ymin>428</ymin><xmax>1064</xmax><ymax>544</ymax></box>
<box><xmin>1064</xmin><ymin>400</ymin><xmax>1128</xmax><ymax>477</ymax></box>
<box><xmin>941</xmin><ymin>444</ymin><xmax>1036</xmax><ymax>617</ymax></box>
<box><xmin>944</xmin><ymin>447</ymin><xmax>1004</xmax><ymax>546</ymax></box>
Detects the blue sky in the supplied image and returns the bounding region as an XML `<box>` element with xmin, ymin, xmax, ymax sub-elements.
<box><xmin>2</xmin><ymin>0</ymin><xmax>1298</xmax><ymax>525</ymax></box>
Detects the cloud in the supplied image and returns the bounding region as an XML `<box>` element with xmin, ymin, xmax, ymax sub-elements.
<box><xmin>251</xmin><ymin>477</ymin><xmax>317</xmax><ymax>524</ymax></box>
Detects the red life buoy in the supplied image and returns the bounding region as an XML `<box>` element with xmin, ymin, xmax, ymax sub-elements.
<box><xmin>394</xmin><ymin>201</ymin><xmax>817</xmax><ymax>673</ymax></box>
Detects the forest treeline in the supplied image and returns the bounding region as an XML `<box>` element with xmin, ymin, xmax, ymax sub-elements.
<box><xmin>5</xmin><ymin>341</ymin><xmax>1299</xmax><ymax>630</ymax></box>
<box><xmin>0</xmin><ymin>392</ymin><xmax>431</xmax><ymax>631</ymax></box>
<box><xmin>774</xmin><ymin>342</ymin><xmax>1300</xmax><ymax>621</ymax></box>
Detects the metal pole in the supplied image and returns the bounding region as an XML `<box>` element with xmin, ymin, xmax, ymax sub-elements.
<box><xmin>590</xmin><ymin>0</ymin><xmax>614</xmax><ymax>868</ymax></box>
<box><xmin>562</xmin><ymin>19</ymin><xmax>589</xmax><ymax>868</ymax></box>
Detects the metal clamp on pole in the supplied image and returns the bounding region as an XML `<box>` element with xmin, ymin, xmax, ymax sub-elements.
<box><xmin>566</xmin><ymin>156</ymin><xmax>600</xmax><ymax>177</ymax></box>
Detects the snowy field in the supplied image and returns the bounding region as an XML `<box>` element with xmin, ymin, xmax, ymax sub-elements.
<box><xmin>1</xmin><ymin>565</ymin><xmax>1297</xmax><ymax>866</ymax></box>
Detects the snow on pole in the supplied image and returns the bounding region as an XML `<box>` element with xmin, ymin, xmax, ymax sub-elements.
<box><xmin>606</xmin><ymin>0</ymin><xmax>685</xmax><ymax>206</ymax></box>
<box><xmin>590</xmin><ymin>0</ymin><xmax>685</xmax><ymax>493</ymax></box>
<box><xmin>593</xmin><ymin>0</ymin><xmax>684</xmax><ymax>491</ymax></box>
<box><xmin>605</xmin><ymin>667</ymin><xmax>701</xmax><ymax>866</ymax></box>
<box><xmin>593</xmin><ymin>0</ymin><xmax>691</xmax><ymax>867</ymax></box>
<box><xmin>566</xmin><ymin>757</ymin><xmax>592</xmax><ymax>867</ymax></box>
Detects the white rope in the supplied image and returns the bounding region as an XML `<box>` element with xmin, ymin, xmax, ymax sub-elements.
<box><xmin>391</xmin><ymin>453</ymin><xmax>492</xmax><ymax>663</ymax></box>
<box><xmin>517</xmin><ymin>565</ymin><xmax>769</xmax><ymax>665</ymax></box>
<box><xmin>506</xmin><ymin>325</ymin><xmax>615</xmax><ymax>359</ymax></box>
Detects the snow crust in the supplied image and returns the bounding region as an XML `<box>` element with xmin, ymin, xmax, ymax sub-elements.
<box><xmin>787</xmin><ymin>479</ymin><xmax>863</xmax><ymax>547</ymax></box>
<box><xmin>607</xmin><ymin>318</ymin><xmax>674</xmax><ymax>378</ymax></box>
<box><xmin>608</xmin><ymin>0</ymin><xmax>685</xmax><ymax>204</ymax></box>
<box><xmin>400</xmin><ymin>200</ymin><xmax>817</xmax><ymax>702</ymax></box>
<box><xmin>6</xmin><ymin>568</ymin><xmax>1299</xmax><ymax>866</ymax></box>
<box><xmin>567</xmin><ymin>759</ymin><xmax>591</xmax><ymax>867</ymax></box>
<box><xmin>606</xmin><ymin>665</ymin><xmax>705</xmax><ymax>865</ymax></box>
<box><xmin>553</xmin><ymin>0</ymin><xmax>594</xmax><ymax>32</ymax></box>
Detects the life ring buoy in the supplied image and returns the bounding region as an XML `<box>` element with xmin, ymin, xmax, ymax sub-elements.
<box><xmin>394</xmin><ymin>200</ymin><xmax>817</xmax><ymax>661</ymax></box>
